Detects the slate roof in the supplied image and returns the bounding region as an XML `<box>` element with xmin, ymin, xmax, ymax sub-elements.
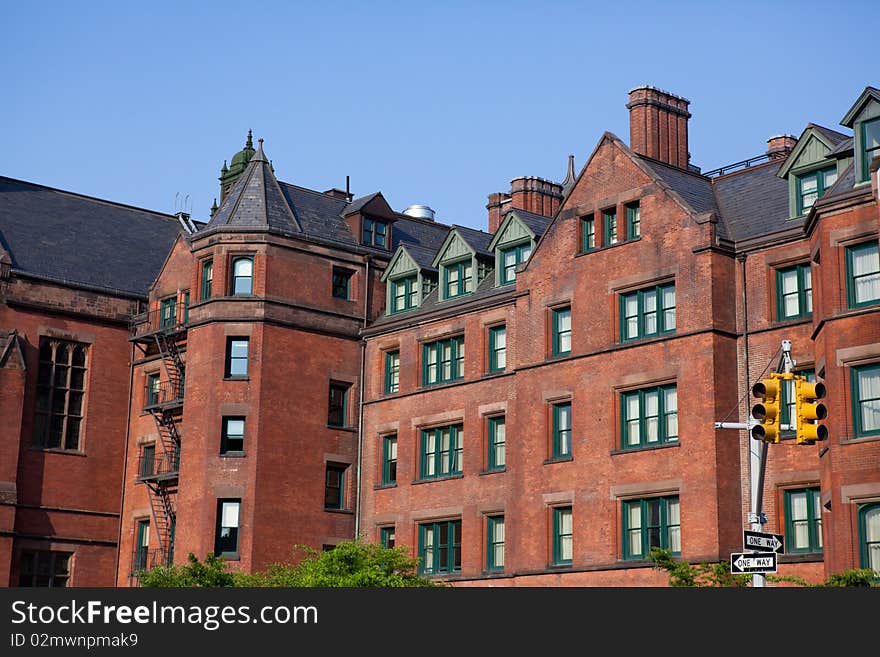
<box><xmin>451</xmin><ymin>224</ymin><xmax>494</xmax><ymax>257</ymax></box>
<box><xmin>829</xmin><ymin>137</ymin><xmax>854</xmax><ymax>157</ymax></box>
<box><xmin>0</xmin><ymin>176</ymin><xmax>182</xmax><ymax>297</ymax></box>
<box><xmin>711</xmin><ymin>161</ymin><xmax>791</xmax><ymax>242</ymax></box>
<box><xmin>817</xmin><ymin>161</ymin><xmax>857</xmax><ymax>203</ymax></box>
<box><xmin>809</xmin><ymin>123</ymin><xmax>850</xmax><ymax>147</ymax></box>
<box><xmin>509</xmin><ymin>208</ymin><xmax>552</xmax><ymax>237</ymax></box>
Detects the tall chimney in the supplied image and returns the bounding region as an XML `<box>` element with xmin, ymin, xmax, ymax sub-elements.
<box><xmin>509</xmin><ymin>176</ymin><xmax>563</xmax><ymax>217</ymax></box>
<box><xmin>487</xmin><ymin>192</ymin><xmax>511</xmax><ymax>234</ymax></box>
<box><xmin>766</xmin><ymin>135</ymin><xmax>798</xmax><ymax>160</ymax></box>
<box><xmin>627</xmin><ymin>86</ymin><xmax>691</xmax><ymax>168</ymax></box>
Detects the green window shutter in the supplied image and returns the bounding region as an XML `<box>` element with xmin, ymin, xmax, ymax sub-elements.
<box><xmin>845</xmin><ymin>241</ymin><xmax>880</xmax><ymax>309</ymax></box>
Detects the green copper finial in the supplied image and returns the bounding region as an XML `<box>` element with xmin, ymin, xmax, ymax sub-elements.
<box><xmin>246</xmin><ymin>129</ymin><xmax>253</xmax><ymax>150</ymax></box>
<box><xmin>210</xmin><ymin>197</ymin><xmax>218</xmax><ymax>217</ymax></box>
<box><xmin>221</xmin><ymin>159</ymin><xmax>228</xmax><ymax>174</ymax></box>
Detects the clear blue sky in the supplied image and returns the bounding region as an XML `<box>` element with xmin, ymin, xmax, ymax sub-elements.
<box><xmin>2</xmin><ymin>0</ymin><xmax>875</xmax><ymax>231</ymax></box>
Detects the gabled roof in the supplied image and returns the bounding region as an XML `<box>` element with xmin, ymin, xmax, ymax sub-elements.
<box><xmin>816</xmin><ymin>161</ymin><xmax>857</xmax><ymax>204</ymax></box>
<box><xmin>829</xmin><ymin>137</ymin><xmax>854</xmax><ymax>158</ymax></box>
<box><xmin>0</xmin><ymin>176</ymin><xmax>182</xmax><ymax>297</ymax></box>
<box><xmin>777</xmin><ymin>124</ymin><xmax>850</xmax><ymax>179</ymax></box>
<box><xmin>487</xmin><ymin>209</ymin><xmax>547</xmax><ymax>252</ymax></box>
<box><xmin>841</xmin><ymin>86</ymin><xmax>880</xmax><ymax>128</ymax></box>
<box><xmin>711</xmin><ymin>161</ymin><xmax>790</xmax><ymax>243</ymax></box>
<box><xmin>808</xmin><ymin>123</ymin><xmax>850</xmax><ymax>147</ymax></box>
<box><xmin>508</xmin><ymin>208</ymin><xmax>552</xmax><ymax>237</ymax></box>
<box><xmin>450</xmin><ymin>224</ymin><xmax>494</xmax><ymax>257</ymax></box>
<box><xmin>205</xmin><ymin>140</ymin><xmax>301</xmax><ymax>233</ymax></box>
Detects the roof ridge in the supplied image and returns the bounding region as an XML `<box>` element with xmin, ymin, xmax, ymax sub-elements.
<box><xmin>0</xmin><ymin>175</ymin><xmax>179</xmax><ymax>221</ymax></box>
<box><xmin>636</xmin><ymin>155</ymin><xmax>710</xmax><ymax>181</ymax></box>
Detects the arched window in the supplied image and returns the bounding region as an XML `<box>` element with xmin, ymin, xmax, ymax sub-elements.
<box><xmin>231</xmin><ymin>257</ymin><xmax>253</xmax><ymax>296</ymax></box>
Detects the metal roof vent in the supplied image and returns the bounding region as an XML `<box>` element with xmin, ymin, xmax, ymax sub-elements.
<box><xmin>402</xmin><ymin>204</ymin><xmax>435</xmax><ymax>221</ymax></box>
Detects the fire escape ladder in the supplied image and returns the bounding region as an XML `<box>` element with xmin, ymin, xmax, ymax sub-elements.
<box><xmin>145</xmin><ymin>482</ymin><xmax>176</xmax><ymax>566</ymax></box>
<box><xmin>154</xmin><ymin>332</ymin><xmax>185</xmax><ymax>397</ymax></box>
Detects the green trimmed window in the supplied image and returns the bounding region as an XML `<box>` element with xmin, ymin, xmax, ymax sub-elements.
<box><xmin>139</xmin><ymin>443</ymin><xmax>155</xmax><ymax>478</ymax></box>
<box><xmin>551</xmin><ymin>306</ymin><xmax>571</xmax><ymax>356</ymax></box>
<box><xmin>621</xmin><ymin>385</ymin><xmax>678</xmax><ymax>449</ymax></box>
<box><xmin>781</xmin><ymin>370</ymin><xmax>816</xmax><ymax>436</ymax></box>
<box><xmin>419</xmin><ymin>519</ymin><xmax>461</xmax><ymax>575</ymax></box>
<box><xmin>134</xmin><ymin>519</ymin><xmax>150</xmax><ymax>572</ymax></box>
<box><xmin>231</xmin><ymin>256</ymin><xmax>253</xmax><ymax>296</ymax></box>
<box><xmin>443</xmin><ymin>259</ymin><xmax>473</xmax><ymax>298</ymax></box>
<box><xmin>487</xmin><ymin>415</ymin><xmax>505</xmax><ymax>470</ymax></box>
<box><xmin>581</xmin><ymin>214</ymin><xmax>596</xmax><ymax>252</ymax></box>
<box><xmin>225</xmin><ymin>337</ymin><xmax>249</xmax><ymax>378</ymax></box>
<box><xmin>384</xmin><ymin>350</ymin><xmax>400</xmax><ymax>394</ymax></box>
<box><xmin>795</xmin><ymin>166</ymin><xmax>837</xmax><ymax>216</ymax></box>
<box><xmin>845</xmin><ymin>241</ymin><xmax>880</xmax><ymax>308</ymax></box>
<box><xmin>183</xmin><ymin>291</ymin><xmax>190</xmax><ymax>323</ymax></box>
<box><xmin>220</xmin><ymin>417</ymin><xmax>245</xmax><ymax>454</ymax></box>
<box><xmin>363</xmin><ymin>217</ymin><xmax>387</xmax><ymax>248</ymax></box>
<box><xmin>776</xmin><ymin>263</ymin><xmax>812</xmax><ymax>320</ymax></box>
<box><xmin>488</xmin><ymin>325</ymin><xmax>506</xmax><ymax>372</ymax></box>
<box><xmin>390</xmin><ymin>275</ymin><xmax>418</xmax><ymax>313</ymax></box>
<box><xmin>200</xmin><ymin>259</ymin><xmax>213</xmax><ymax>300</ymax></box>
<box><xmin>160</xmin><ymin>296</ymin><xmax>177</xmax><ymax>328</ymax></box>
<box><xmin>32</xmin><ymin>339</ymin><xmax>88</xmax><ymax>451</ymax></box>
<box><xmin>328</xmin><ymin>382</ymin><xmax>350</xmax><ymax>427</ymax></box>
<box><xmin>380</xmin><ymin>526</ymin><xmax>396</xmax><ymax>549</ymax></box>
<box><xmin>552</xmin><ymin>506</ymin><xmax>572</xmax><ymax>565</ymax></box>
<box><xmin>324</xmin><ymin>464</ymin><xmax>346</xmax><ymax>510</ymax></box>
<box><xmin>852</xmin><ymin>363</ymin><xmax>880</xmax><ymax>436</ymax></box>
<box><xmin>861</xmin><ymin>117</ymin><xmax>880</xmax><ymax>183</ymax></box>
<box><xmin>18</xmin><ymin>551</ymin><xmax>71</xmax><ymax>587</ymax></box>
<box><xmin>145</xmin><ymin>372</ymin><xmax>160</xmax><ymax>407</ymax></box>
<box><xmin>500</xmin><ymin>242</ymin><xmax>532</xmax><ymax>284</ymax></box>
<box><xmin>382</xmin><ymin>434</ymin><xmax>397</xmax><ymax>485</ymax></box>
<box><xmin>420</xmin><ymin>424</ymin><xmax>463</xmax><ymax>480</ymax></box>
<box><xmin>603</xmin><ymin>208</ymin><xmax>618</xmax><ymax>246</ymax></box>
<box><xmin>214</xmin><ymin>499</ymin><xmax>240</xmax><ymax>558</ymax></box>
<box><xmin>332</xmin><ymin>267</ymin><xmax>353</xmax><ymax>299</ymax></box>
<box><xmin>552</xmin><ymin>401</ymin><xmax>572</xmax><ymax>459</ymax></box>
<box><xmin>858</xmin><ymin>503</ymin><xmax>880</xmax><ymax>573</ymax></box>
<box><xmin>785</xmin><ymin>487</ymin><xmax>822</xmax><ymax>554</ymax></box>
<box><xmin>623</xmin><ymin>496</ymin><xmax>680</xmax><ymax>559</ymax></box>
<box><xmin>423</xmin><ymin>335</ymin><xmax>464</xmax><ymax>386</ymax></box>
<box><xmin>487</xmin><ymin>515</ymin><xmax>504</xmax><ymax>572</ymax></box>
<box><xmin>626</xmin><ymin>202</ymin><xmax>640</xmax><ymax>239</ymax></box>
<box><xmin>620</xmin><ymin>283</ymin><xmax>675</xmax><ymax>342</ymax></box>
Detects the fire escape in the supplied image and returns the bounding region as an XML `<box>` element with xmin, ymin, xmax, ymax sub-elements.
<box><xmin>129</xmin><ymin>296</ymin><xmax>187</xmax><ymax>575</ymax></box>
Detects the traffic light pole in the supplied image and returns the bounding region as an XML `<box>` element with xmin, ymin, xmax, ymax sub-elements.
<box><xmin>715</xmin><ymin>340</ymin><xmax>795</xmax><ymax>588</ymax></box>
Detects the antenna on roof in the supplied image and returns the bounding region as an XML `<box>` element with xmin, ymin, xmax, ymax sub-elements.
<box><xmin>345</xmin><ymin>175</ymin><xmax>352</xmax><ymax>202</ymax></box>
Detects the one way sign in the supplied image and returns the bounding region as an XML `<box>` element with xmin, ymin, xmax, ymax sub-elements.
<box><xmin>730</xmin><ymin>552</ymin><xmax>777</xmax><ymax>574</ymax></box>
<box><xmin>743</xmin><ymin>530</ymin><xmax>785</xmax><ymax>554</ymax></box>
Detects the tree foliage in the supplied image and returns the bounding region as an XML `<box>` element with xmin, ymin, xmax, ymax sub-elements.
<box><xmin>139</xmin><ymin>540</ymin><xmax>441</xmax><ymax>588</ymax></box>
<box><xmin>648</xmin><ymin>547</ymin><xmax>878</xmax><ymax>587</ymax></box>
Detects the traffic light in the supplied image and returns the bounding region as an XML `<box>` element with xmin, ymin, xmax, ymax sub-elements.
<box><xmin>795</xmin><ymin>376</ymin><xmax>828</xmax><ymax>445</ymax></box>
<box><xmin>751</xmin><ymin>374</ymin><xmax>786</xmax><ymax>443</ymax></box>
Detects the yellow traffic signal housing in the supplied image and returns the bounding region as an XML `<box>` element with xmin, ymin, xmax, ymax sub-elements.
<box><xmin>751</xmin><ymin>374</ymin><xmax>788</xmax><ymax>443</ymax></box>
<box><xmin>795</xmin><ymin>377</ymin><xmax>828</xmax><ymax>445</ymax></box>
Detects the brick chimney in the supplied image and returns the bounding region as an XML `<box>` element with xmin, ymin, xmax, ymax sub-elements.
<box><xmin>487</xmin><ymin>192</ymin><xmax>511</xmax><ymax>234</ymax></box>
<box><xmin>487</xmin><ymin>176</ymin><xmax>563</xmax><ymax>233</ymax></box>
<box><xmin>627</xmin><ymin>86</ymin><xmax>691</xmax><ymax>168</ymax></box>
<box><xmin>766</xmin><ymin>135</ymin><xmax>798</xmax><ymax>160</ymax></box>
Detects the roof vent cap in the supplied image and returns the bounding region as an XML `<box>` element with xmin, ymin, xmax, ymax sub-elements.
<box><xmin>402</xmin><ymin>204</ymin><xmax>435</xmax><ymax>221</ymax></box>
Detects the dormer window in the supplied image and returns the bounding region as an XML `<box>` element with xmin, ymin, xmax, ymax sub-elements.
<box><xmin>444</xmin><ymin>260</ymin><xmax>473</xmax><ymax>299</ymax></box>
<box><xmin>500</xmin><ymin>243</ymin><xmax>532</xmax><ymax>285</ymax></box>
<box><xmin>796</xmin><ymin>166</ymin><xmax>838</xmax><ymax>216</ymax></box>
<box><xmin>363</xmin><ymin>217</ymin><xmax>387</xmax><ymax>248</ymax></box>
<box><xmin>390</xmin><ymin>275</ymin><xmax>418</xmax><ymax>313</ymax></box>
<box><xmin>860</xmin><ymin>117</ymin><xmax>880</xmax><ymax>183</ymax></box>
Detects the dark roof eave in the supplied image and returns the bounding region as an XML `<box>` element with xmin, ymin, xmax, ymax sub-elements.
<box><xmin>10</xmin><ymin>269</ymin><xmax>148</xmax><ymax>300</ymax></box>
<box><xmin>734</xmin><ymin>225</ymin><xmax>808</xmax><ymax>253</ymax></box>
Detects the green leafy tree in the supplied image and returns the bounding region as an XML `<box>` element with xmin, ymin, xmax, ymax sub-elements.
<box><xmin>139</xmin><ymin>540</ymin><xmax>441</xmax><ymax>588</ymax></box>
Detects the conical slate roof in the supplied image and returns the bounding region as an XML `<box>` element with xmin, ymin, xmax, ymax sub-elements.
<box><xmin>206</xmin><ymin>139</ymin><xmax>301</xmax><ymax>232</ymax></box>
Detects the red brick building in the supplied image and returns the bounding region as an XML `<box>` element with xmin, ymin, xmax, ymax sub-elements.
<box><xmin>359</xmin><ymin>85</ymin><xmax>880</xmax><ymax>585</ymax></box>
<box><xmin>2</xmin><ymin>85</ymin><xmax>878</xmax><ymax>588</ymax></box>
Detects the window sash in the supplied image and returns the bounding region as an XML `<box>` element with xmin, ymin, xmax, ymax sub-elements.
<box><xmin>19</xmin><ymin>551</ymin><xmax>71</xmax><ymax>587</ymax></box>
<box><xmin>332</xmin><ymin>270</ymin><xmax>351</xmax><ymax>299</ymax></box>
<box><xmin>328</xmin><ymin>383</ymin><xmax>349</xmax><ymax>427</ymax></box>
<box><xmin>581</xmin><ymin>216</ymin><xmax>596</xmax><ymax>252</ymax></box>
<box><xmin>384</xmin><ymin>351</ymin><xmax>400</xmax><ymax>394</ymax></box>
<box><xmin>621</xmin><ymin>385</ymin><xmax>678</xmax><ymax>449</ymax></box>
<box><xmin>785</xmin><ymin>488</ymin><xmax>822</xmax><ymax>553</ymax></box>
<box><xmin>419</xmin><ymin>520</ymin><xmax>461</xmax><ymax>574</ymax></box>
<box><xmin>777</xmin><ymin>264</ymin><xmax>812</xmax><ymax>320</ymax></box>
<box><xmin>488</xmin><ymin>416</ymin><xmax>506</xmax><ymax>470</ymax></box>
<box><xmin>201</xmin><ymin>259</ymin><xmax>213</xmax><ymax>300</ymax></box>
<box><xmin>232</xmin><ymin>257</ymin><xmax>253</xmax><ymax>295</ymax></box>
<box><xmin>423</xmin><ymin>336</ymin><xmax>464</xmax><ymax>385</ymax></box>
<box><xmin>500</xmin><ymin>243</ymin><xmax>531</xmax><ymax>283</ymax></box>
<box><xmin>620</xmin><ymin>284</ymin><xmax>675</xmax><ymax>341</ymax></box>
<box><xmin>846</xmin><ymin>241</ymin><xmax>880</xmax><ymax>308</ymax></box>
<box><xmin>860</xmin><ymin>503</ymin><xmax>880</xmax><ymax>572</ymax></box>
<box><xmin>861</xmin><ymin>117</ymin><xmax>880</xmax><ymax>182</ymax></box>
<box><xmin>488</xmin><ymin>325</ymin><xmax>506</xmax><ymax>372</ymax></box>
<box><xmin>226</xmin><ymin>338</ymin><xmax>249</xmax><ymax>377</ymax></box>
<box><xmin>853</xmin><ymin>364</ymin><xmax>880</xmax><ymax>436</ymax></box>
<box><xmin>796</xmin><ymin>166</ymin><xmax>836</xmax><ymax>215</ymax></box>
<box><xmin>420</xmin><ymin>425</ymin><xmax>463</xmax><ymax>479</ymax></box>
<box><xmin>215</xmin><ymin>500</ymin><xmax>240</xmax><ymax>556</ymax></box>
<box><xmin>552</xmin><ymin>307</ymin><xmax>571</xmax><ymax>355</ymax></box>
<box><xmin>380</xmin><ymin>526</ymin><xmax>396</xmax><ymax>549</ymax></box>
<box><xmin>626</xmin><ymin>203</ymin><xmax>640</xmax><ymax>239</ymax></box>
<box><xmin>221</xmin><ymin>417</ymin><xmax>245</xmax><ymax>453</ymax></box>
<box><xmin>391</xmin><ymin>276</ymin><xmax>418</xmax><ymax>313</ymax></box>
<box><xmin>324</xmin><ymin>466</ymin><xmax>346</xmax><ymax>509</ymax></box>
<box><xmin>603</xmin><ymin>209</ymin><xmax>617</xmax><ymax>245</ymax></box>
<box><xmin>553</xmin><ymin>507</ymin><xmax>573</xmax><ymax>565</ymax></box>
<box><xmin>552</xmin><ymin>402</ymin><xmax>572</xmax><ymax>458</ymax></box>
<box><xmin>444</xmin><ymin>260</ymin><xmax>473</xmax><ymax>298</ymax></box>
<box><xmin>33</xmin><ymin>339</ymin><xmax>88</xmax><ymax>451</ymax></box>
<box><xmin>382</xmin><ymin>435</ymin><xmax>398</xmax><ymax>485</ymax></box>
<box><xmin>623</xmin><ymin>496</ymin><xmax>680</xmax><ymax>559</ymax></box>
<box><xmin>487</xmin><ymin>515</ymin><xmax>505</xmax><ymax>571</ymax></box>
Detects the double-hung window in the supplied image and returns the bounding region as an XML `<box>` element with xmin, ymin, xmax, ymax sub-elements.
<box><xmin>552</xmin><ymin>506</ymin><xmax>573</xmax><ymax>565</ymax></box>
<box><xmin>487</xmin><ymin>515</ymin><xmax>505</xmax><ymax>572</ymax></box>
<box><xmin>621</xmin><ymin>385</ymin><xmax>678</xmax><ymax>449</ymax></box>
<box><xmin>500</xmin><ymin>243</ymin><xmax>532</xmax><ymax>284</ymax></box>
<box><xmin>487</xmin><ymin>415</ymin><xmax>505</xmax><ymax>470</ymax></box>
<box><xmin>626</xmin><ymin>202</ymin><xmax>640</xmax><ymax>239</ymax></box>
<box><xmin>423</xmin><ymin>336</ymin><xmax>464</xmax><ymax>385</ymax></box>
<box><xmin>133</xmin><ymin>519</ymin><xmax>150</xmax><ymax>572</ymax></box>
<box><xmin>418</xmin><ymin>519</ymin><xmax>461</xmax><ymax>575</ymax></box>
<box><xmin>777</xmin><ymin>263</ymin><xmax>812</xmax><ymax>320</ymax></box>
<box><xmin>785</xmin><ymin>487</ymin><xmax>822</xmax><ymax>553</ymax></box>
<box><xmin>145</xmin><ymin>372</ymin><xmax>160</xmax><ymax>408</ymax></box>
<box><xmin>363</xmin><ymin>218</ymin><xmax>387</xmax><ymax>248</ymax></box>
<box><xmin>603</xmin><ymin>208</ymin><xmax>617</xmax><ymax>245</ymax></box>
<box><xmin>221</xmin><ymin>417</ymin><xmax>245</xmax><ymax>454</ymax></box>
<box><xmin>796</xmin><ymin>166</ymin><xmax>837</xmax><ymax>216</ymax></box>
<box><xmin>488</xmin><ymin>325</ymin><xmax>506</xmax><ymax>373</ymax></box>
<box><xmin>225</xmin><ymin>337</ymin><xmax>249</xmax><ymax>378</ymax></box>
<box><xmin>444</xmin><ymin>260</ymin><xmax>473</xmax><ymax>298</ymax></box>
<box><xmin>852</xmin><ymin>363</ymin><xmax>880</xmax><ymax>436</ymax></box>
<box><xmin>860</xmin><ymin>117</ymin><xmax>880</xmax><ymax>183</ymax></box>
<box><xmin>420</xmin><ymin>424</ymin><xmax>463</xmax><ymax>480</ymax></box>
<box><xmin>328</xmin><ymin>382</ymin><xmax>350</xmax><ymax>427</ymax></box>
<box><xmin>332</xmin><ymin>268</ymin><xmax>353</xmax><ymax>299</ymax></box>
<box><xmin>551</xmin><ymin>402</ymin><xmax>572</xmax><ymax>459</ymax></box>
<box><xmin>231</xmin><ymin>256</ymin><xmax>253</xmax><ymax>296</ymax></box>
<box><xmin>623</xmin><ymin>496</ymin><xmax>680</xmax><ymax>559</ymax></box>
<box><xmin>384</xmin><ymin>350</ymin><xmax>400</xmax><ymax>394</ymax></box>
<box><xmin>380</xmin><ymin>526</ymin><xmax>396</xmax><ymax>549</ymax></box>
<box><xmin>551</xmin><ymin>306</ymin><xmax>571</xmax><ymax>356</ymax></box>
<box><xmin>858</xmin><ymin>503</ymin><xmax>880</xmax><ymax>573</ymax></box>
<box><xmin>620</xmin><ymin>283</ymin><xmax>675</xmax><ymax>341</ymax></box>
<box><xmin>18</xmin><ymin>551</ymin><xmax>71</xmax><ymax>587</ymax></box>
<box><xmin>160</xmin><ymin>296</ymin><xmax>177</xmax><ymax>328</ymax></box>
<box><xmin>324</xmin><ymin>465</ymin><xmax>347</xmax><ymax>510</ymax></box>
<box><xmin>201</xmin><ymin>259</ymin><xmax>213</xmax><ymax>300</ymax></box>
<box><xmin>390</xmin><ymin>276</ymin><xmax>418</xmax><ymax>313</ymax></box>
<box><xmin>845</xmin><ymin>241</ymin><xmax>880</xmax><ymax>308</ymax></box>
<box><xmin>581</xmin><ymin>214</ymin><xmax>596</xmax><ymax>252</ymax></box>
<box><xmin>382</xmin><ymin>434</ymin><xmax>397</xmax><ymax>485</ymax></box>
<box><xmin>214</xmin><ymin>499</ymin><xmax>241</xmax><ymax>558</ymax></box>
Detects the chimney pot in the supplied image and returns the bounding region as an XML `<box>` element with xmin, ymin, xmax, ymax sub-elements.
<box><xmin>766</xmin><ymin>135</ymin><xmax>798</xmax><ymax>160</ymax></box>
